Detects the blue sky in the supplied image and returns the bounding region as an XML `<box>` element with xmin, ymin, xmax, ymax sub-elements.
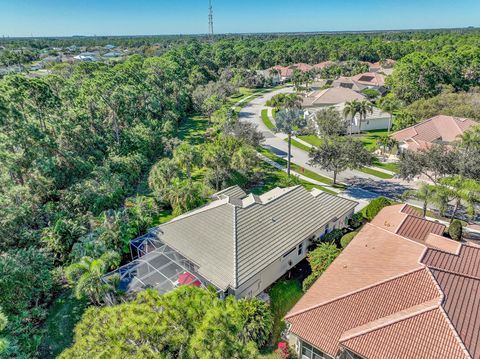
<box><xmin>1</xmin><ymin>0</ymin><xmax>479</xmax><ymax>37</ymax></box>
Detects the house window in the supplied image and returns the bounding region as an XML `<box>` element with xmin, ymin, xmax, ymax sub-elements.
<box><xmin>301</xmin><ymin>341</ymin><xmax>331</xmax><ymax>359</ymax></box>
<box><xmin>298</xmin><ymin>243</ymin><xmax>303</xmax><ymax>256</ymax></box>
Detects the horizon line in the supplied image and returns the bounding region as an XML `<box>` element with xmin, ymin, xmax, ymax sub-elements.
<box><xmin>0</xmin><ymin>25</ymin><xmax>477</xmax><ymax>40</ymax></box>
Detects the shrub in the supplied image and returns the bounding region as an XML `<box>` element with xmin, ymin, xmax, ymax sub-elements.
<box><xmin>348</xmin><ymin>212</ymin><xmax>364</xmax><ymax>229</ymax></box>
<box><xmin>341</xmin><ymin>231</ymin><xmax>358</xmax><ymax>248</ymax></box>
<box><xmin>322</xmin><ymin>229</ymin><xmax>343</xmax><ymax>246</ymax></box>
<box><xmin>362</xmin><ymin>197</ymin><xmax>393</xmax><ymax>221</ymax></box>
<box><xmin>303</xmin><ymin>243</ymin><xmax>341</xmax><ymax>291</ymax></box>
<box><xmin>449</xmin><ymin>220</ymin><xmax>463</xmax><ymax>241</ymax></box>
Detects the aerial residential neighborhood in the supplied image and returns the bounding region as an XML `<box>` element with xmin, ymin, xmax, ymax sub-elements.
<box><xmin>1</xmin><ymin>1</ymin><xmax>480</xmax><ymax>359</ymax></box>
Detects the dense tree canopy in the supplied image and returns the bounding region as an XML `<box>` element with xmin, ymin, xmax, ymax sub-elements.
<box><xmin>59</xmin><ymin>286</ymin><xmax>272</xmax><ymax>359</ymax></box>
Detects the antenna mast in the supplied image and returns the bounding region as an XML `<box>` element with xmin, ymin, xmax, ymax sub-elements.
<box><xmin>208</xmin><ymin>0</ymin><xmax>214</xmax><ymax>39</ymax></box>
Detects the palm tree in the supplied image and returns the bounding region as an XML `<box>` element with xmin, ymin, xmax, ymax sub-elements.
<box><xmin>174</xmin><ymin>143</ymin><xmax>201</xmax><ymax>186</ymax></box>
<box><xmin>438</xmin><ymin>176</ymin><xmax>480</xmax><ymax>223</ymax></box>
<box><xmin>274</xmin><ymin>108</ymin><xmax>307</xmax><ymax>176</ymax></box>
<box><xmin>403</xmin><ymin>182</ymin><xmax>442</xmax><ymax>218</ymax></box>
<box><xmin>343</xmin><ymin>100</ymin><xmax>360</xmax><ymax>136</ymax></box>
<box><xmin>379</xmin><ymin>96</ymin><xmax>402</xmax><ymax>133</ymax></box>
<box><xmin>283</xmin><ymin>93</ymin><xmax>303</xmax><ymax>109</ymax></box>
<box><xmin>65</xmin><ymin>251</ymin><xmax>121</xmax><ymax>305</ymax></box>
<box><xmin>165</xmin><ymin>179</ymin><xmax>207</xmax><ymax>216</ymax></box>
<box><xmin>357</xmin><ymin>100</ymin><xmax>373</xmax><ymax>134</ymax></box>
<box><xmin>376</xmin><ymin>135</ymin><xmax>397</xmax><ymax>157</ymax></box>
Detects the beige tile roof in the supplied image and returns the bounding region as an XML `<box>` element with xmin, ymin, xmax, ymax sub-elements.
<box><xmin>159</xmin><ymin>186</ymin><xmax>357</xmax><ymax>291</ymax></box>
<box><xmin>391</xmin><ymin>115</ymin><xmax>477</xmax><ymax>151</ymax></box>
<box><xmin>286</xmin><ymin>203</ymin><xmax>479</xmax><ymax>359</ymax></box>
<box><xmin>302</xmin><ymin>87</ymin><xmax>366</xmax><ymax>107</ymax></box>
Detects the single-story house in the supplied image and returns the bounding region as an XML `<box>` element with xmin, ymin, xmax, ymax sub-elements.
<box><xmin>350</xmin><ymin>72</ymin><xmax>385</xmax><ymax>88</ymax></box>
<box><xmin>286</xmin><ymin>203</ymin><xmax>480</xmax><ymax>359</ymax></box>
<box><xmin>313</xmin><ymin>61</ymin><xmax>334</xmax><ymax>70</ymax></box>
<box><xmin>305</xmin><ymin>101</ymin><xmax>391</xmax><ymax>134</ymax></box>
<box><xmin>302</xmin><ymin>87</ymin><xmax>366</xmax><ymax>108</ymax></box>
<box><xmin>331</xmin><ymin>76</ymin><xmax>365</xmax><ymax>92</ymax></box>
<box><xmin>391</xmin><ymin>115</ymin><xmax>477</xmax><ymax>152</ymax></box>
<box><xmin>104</xmin><ymin>185</ymin><xmax>357</xmax><ymax>301</ymax></box>
<box><xmin>291</xmin><ymin>63</ymin><xmax>314</xmax><ymax>72</ymax></box>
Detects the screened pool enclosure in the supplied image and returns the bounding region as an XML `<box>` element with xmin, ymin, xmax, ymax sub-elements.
<box><xmin>102</xmin><ymin>229</ymin><xmax>218</xmax><ymax>304</ymax></box>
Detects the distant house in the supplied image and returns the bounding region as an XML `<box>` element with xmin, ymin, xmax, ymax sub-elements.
<box><xmin>268</xmin><ymin>65</ymin><xmax>294</xmax><ymax>82</ymax></box>
<box><xmin>332</xmin><ymin>102</ymin><xmax>391</xmax><ymax>133</ymax></box>
<box><xmin>302</xmin><ymin>87</ymin><xmax>366</xmax><ymax>109</ymax></box>
<box><xmin>331</xmin><ymin>72</ymin><xmax>386</xmax><ymax>94</ymax></box>
<box><xmin>331</xmin><ymin>76</ymin><xmax>365</xmax><ymax>92</ymax></box>
<box><xmin>291</xmin><ymin>63</ymin><xmax>314</xmax><ymax>72</ymax></box>
<box><xmin>104</xmin><ymin>44</ymin><xmax>116</xmax><ymax>50</ymax></box>
<box><xmin>103</xmin><ymin>186</ymin><xmax>356</xmax><ymax>301</ymax></box>
<box><xmin>391</xmin><ymin>115</ymin><xmax>477</xmax><ymax>152</ymax></box>
<box><xmin>103</xmin><ymin>51</ymin><xmax>122</xmax><ymax>59</ymax></box>
<box><xmin>313</xmin><ymin>61</ymin><xmax>334</xmax><ymax>71</ymax></box>
<box><xmin>350</xmin><ymin>71</ymin><xmax>385</xmax><ymax>88</ymax></box>
<box><xmin>73</xmin><ymin>52</ymin><xmax>98</xmax><ymax>62</ymax></box>
<box><xmin>286</xmin><ymin>204</ymin><xmax>480</xmax><ymax>359</ymax></box>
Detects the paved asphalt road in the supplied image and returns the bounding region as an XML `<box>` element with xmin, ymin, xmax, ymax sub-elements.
<box><xmin>239</xmin><ymin>86</ymin><xmax>417</xmax><ymax>200</ymax></box>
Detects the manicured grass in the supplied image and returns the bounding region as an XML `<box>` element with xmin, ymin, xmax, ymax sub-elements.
<box><xmin>178</xmin><ymin>114</ymin><xmax>209</xmax><ymax>145</ymax></box>
<box><xmin>252</xmin><ymin>161</ymin><xmax>337</xmax><ymax>196</ymax></box>
<box><xmin>284</xmin><ymin>138</ymin><xmax>312</xmax><ymax>152</ymax></box>
<box><xmin>358</xmin><ymin>166</ymin><xmax>394</xmax><ymax>179</ymax></box>
<box><xmin>298</xmin><ymin>135</ymin><xmax>323</xmax><ymax>147</ymax></box>
<box><xmin>373</xmin><ymin>159</ymin><xmax>399</xmax><ymax>173</ymax></box>
<box><xmin>261</xmin><ymin>109</ymin><xmax>275</xmax><ymax>130</ymax></box>
<box><xmin>39</xmin><ymin>290</ymin><xmax>89</xmax><ymax>358</ymax></box>
<box><xmin>257</xmin><ymin>147</ymin><xmax>341</xmax><ymax>189</ymax></box>
<box><xmin>356</xmin><ymin>129</ymin><xmax>389</xmax><ymax>151</ymax></box>
<box><xmin>268</xmin><ymin>279</ymin><xmax>303</xmax><ymax>346</ymax></box>
<box><xmin>301</xmin><ymin>131</ymin><xmax>391</xmax><ymax>153</ymax></box>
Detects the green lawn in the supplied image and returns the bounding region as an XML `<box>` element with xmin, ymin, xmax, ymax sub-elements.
<box><xmin>358</xmin><ymin>166</ymin><xmax>394</xmax><ymax>179</ymax></box>
<box><xmin>252</xmin><ymin>160</ymin><xmax>337</xmax><ymax>195</ymax></box>
<box><xmin>356</xmin><ymin>129</ymin><xmax>390</xmax><ymax>151</ymax></box>
<box><xmin>261</xmin><ymin>109</ymin><xmax>275</xmax><ymax>130</ymax></box>
<box><xmin>268</xmin><ymin>279</ymin><xmax>303</xmax><ymax>347</ymax></box>
<box><xmin>373</xmin><ymin>159</ymin><xmax>399</xmax><ymax>173</ymax></box>
<box><xmin>284</xmin><ymin>138</ymin><xmax>311</xmax><ymax>152</ymax></box>
<box><xmin>298</xmin><ymin>135</ymin><xmax>323</xmax><ymax>147</ymax></box>
<box><xmin>38</xmin><ymin>290</ymin><xmax>89</xmax><ymax>358</ymax></box>
<box><xmin>257</xmin><ymin>147</ymin><xmax>338</xmax><ymax>188</ymax></box>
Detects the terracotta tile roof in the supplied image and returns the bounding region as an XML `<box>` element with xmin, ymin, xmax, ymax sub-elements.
<box><xmin>286</xmin><ymin>204</ymin><xmax>480</xmax><ymax>359</ymax></box>
<box><xmin>287</xmin><ymin>269</ymin><xmax>441</xmax><ymax>357</ymax></box>
<box><xmin>397</xmin><ymin>215</ymin><xmax>446</xmax><ymax>242</ymax></box>
<box><xmin>291</xmin><ymin>63</ymin><xmax>313</xmax><ymax>72</ymax></box>
<box><xmin>391</xmin><ymin>115</ymin><xmax>477</xmax><ymax>152</ymax></box>
<box><xmin>341</xmin><ymin>309</ymin><xmax>469</xmax><ymax>359</ymax></box>
<box><xmin>422</xmin><ymin>245</ymin><xmax>480</xmax><ymax>279</ymax></box>
<box><xmin>431</xmin><ymin>269</ymin><xmax>480</xmax><ymax>359</ymax></box>
<box><xmin>351</xmin><ymin>72</ymin><xmax>385</xmax><ymax>87</ymax></box>
<box><xmin>313</xmin><ymin>61</ymin><xmax>334</xmax><ymax>69</ymax></box>
<box><xmin>287</xmin><ymin>222</ymin><xmax>426</xmax><ymax>315</ymax></box>
<box><xmin>400</xmin><ymin>204</ymin><xmax>422</xmax><ymax>217</ymax></box>
<box><xmin>271</xmin><ymin>65</ymin><xmax>293</xmax><ymax>78</ymax></box>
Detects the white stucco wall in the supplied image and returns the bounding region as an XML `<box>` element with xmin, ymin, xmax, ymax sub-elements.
<box><xmin>234</xmin><ymin>210</ymin><xmax>354</xmax><ymax>298</ymax></box>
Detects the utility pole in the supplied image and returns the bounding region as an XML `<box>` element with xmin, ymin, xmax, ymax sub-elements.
<box><xmin>208</xmin><ymin>0</ymin><xmax>214</xmax><ymax>39</ymax></box>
